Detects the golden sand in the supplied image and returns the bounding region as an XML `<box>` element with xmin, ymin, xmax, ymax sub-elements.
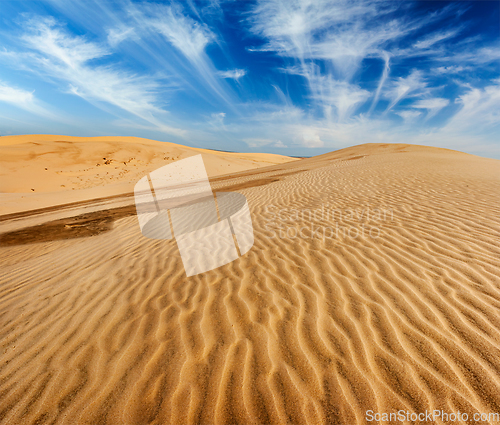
<box><xmin>1</xmin><ymin>138</ymin><xmax>500</xmax><ymax>424</ymax></box>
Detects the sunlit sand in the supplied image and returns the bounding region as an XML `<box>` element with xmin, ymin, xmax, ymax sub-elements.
<box><xmin>1</xmin><ymin>137</ymin><xmax>500</xmax><ymax>424</ymax></box>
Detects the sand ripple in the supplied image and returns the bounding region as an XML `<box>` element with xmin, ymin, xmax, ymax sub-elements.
<box><xmin>1</xmin><ymin>145</ymin><xmax>500</xmax><ymax>424</ymax></box>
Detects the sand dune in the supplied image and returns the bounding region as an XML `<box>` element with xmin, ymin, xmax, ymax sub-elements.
<box><xmin>0</xmin><ymin>135</ymin><xmax>297</xmax><ymax>216</ymax></box>
<box><xmin>1</xmin><ymin>142</ymin><xmax>500</xmax><ymax>424</ymax></box>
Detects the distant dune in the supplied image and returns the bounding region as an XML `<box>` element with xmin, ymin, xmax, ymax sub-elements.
<box><xmin>0</xmin><ymin>135</ymin><xmax>297</xmax><ymax>215</ymax></box>
<box><xmin>1</xmin><ymin>140</ymin><xmax>500</xmax><ymax>425</ymax></box>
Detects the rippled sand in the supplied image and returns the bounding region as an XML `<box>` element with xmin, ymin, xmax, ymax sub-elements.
<box><xmin>1</xmin><ymin>143</ymin><xmax>500</xmax><ymax>424</ymax></box>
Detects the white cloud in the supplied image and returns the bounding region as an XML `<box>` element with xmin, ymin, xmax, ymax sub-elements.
<box><xmin>243</xmin><ymin>137</ymin><xmax>273</xmax><ymax>148</ymax></box>
<box><xmin>107</xmin><ymin>26</ymin><xmax>137</xmax><ymax>47</ymax></box>
<box><xmin>368</xmin><ymin>51</ymin><xmax>391</xmax><ymax>115</ymax></box>
<box><xmin>0</xmin><ymin>80</ymin><xmax>57</xmax><ymax>120</ymax></box>
<box><xmin>217</xmin><ymin>69</ymin><xmax>246</xmax><ymax>80</ymax></box>
<box><xmin>147</xmin><ymin>7</ymin><xmax>214</xmax><ymax>64</ymax></box>
<box><xmin>396</xmin><ymin>110</ymin><xmax>422</xmax><ymax>122</ymax></box>
<box><xmin>299</xmin><ymin>128</ymin><xmax>323</xmax><ymax>148</ymax></box>
<box><xmin>248</xmin><ymin>0</ymin><xmax>397</xmax><ymax>61</ymax></box>
<box><xmin>283</xmin><ymin>64</ymin><xmax>370</xmax><ymax>121</ymax></box>
<box><xmin>384</xmin><ymin>70</ymin><xmax>426</xmax><ymax>113</ymax></box>
<box><xmin>242</xmin><ymin>137</ymin><xmax>287</xmax><ymax>148</ymax></box>
<box><xmin>433</xmin><ymin>65</ymin><xmax>467</xmax><ymax>74</ymax></box>
<box><xmin>396</xmin><ymin>83</ymin><xmax>500</xmax><ymax>155</ymax></box>
<box><xmin>209</xmin><ymin>111</ymin><xmax>226</xmax><ymax>128</ymax></box>
<box><xmin>0</xmin><ymin>82</ymin><xmax>34</xmax><ymax>106</ymax></box>
<box><xmin>247</xmin><ymin>103</ymin><xmax>305</xmax><ymax>124</ymax></box>
<box><xmin>413</xmin><ymin>29</ymin><xmax>461</xmax><ymax>50</ymax></box>
<box><xmin>272</xmin><ymin>140</ymin><xmax>287</xmax><ymax>148</ymax></box>
<box><xmin>24</xmin><ymin>17</ymin><xmax>110</xmax><ymax>66</ymax></box>
<box><xmin>21</xmin><ymin>17</ymin><xmax>184</xmax><ymax>136</ymax></box>
<box><xmin>126</xmin><ymin>2</ymin><xmax>235</xmax><ymax>108</ymax></box>
<box><xmin>247</xmin><ymin>0</ymin><xmax>457</xmax><ymax>123</ymax></box>
<box><xmin>313</xmin><ymin>79</ymin><xmax>370</xmax><ymax>122</ymax></box>
<box><xmin>436</xmin><ymin>46</ymin><xmax>500</xmax><ymax>66</ymax></box>
<box><xmin>447</xmin><ymin>82</ymin><xmax>500</xmax><ymax>130</ymax></box>
<box><xmin>412</xmin><ymin>97</ymin><xmax>449</xmax><ymax>119</ymax></box>
<box><xmin>247</xmin><ymin>0</ymin><xmax>425</xmax><ymax>77</ymax></box>
<box><xmin>247</xmin><ymin>0</ymin><xmax>407</xmax><ymax>120</ymax></box>
<box><xmin>44</xmin><ymin>0</ymin><xmax>237</xmax><ymax>108</ymax></box>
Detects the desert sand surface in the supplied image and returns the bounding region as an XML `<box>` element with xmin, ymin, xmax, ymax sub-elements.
<box><xmin>0</xmin><ymin>135</ymin><xmax>297</xmax><ymax>216</ymax></box>
<box><xmin>1</xmin><ymin>141</ymin><xmax>500</xmax><ymax>425</ymax></box>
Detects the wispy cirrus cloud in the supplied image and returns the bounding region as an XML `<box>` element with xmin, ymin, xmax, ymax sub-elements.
<box><xmin>247</xmin><ymin>0</ymin><xmax>396</xmax><ymax>60</ymax></box>
<box><xmin>433</xmin><ymin>65</ymin><xmax>469</xmax><ymax>75</ymax></box>
<box><xmin>412</xmin><ymin>98</ymin><xmax>449</xmax><ymax>120</ymax></box>
<box><xmin>124</xmin><ymin>2</ymin><xmax>236</xmax><ymax>108</ymax></box>
<box><xmin>0</xmin><ymin>81</ymin><xmax>35</xmax><ymax>106</ymax></box>
<box><xmin>368</xmin><ymin>51</ymin><xmax>391</xmax><ymax>115</ymax></box>
<box><xmin>14</xmin><ymin>0</ymin><xmax>239</xmax><ymax>119</ymax></box>
<box><xmin>242</xmin><ymin>137</ymin><xmax>284</xmax><ymax>148</ymax></box>
<box><xmin>246</xmin><ymin>0</ymin><xmax>459</xmax><ymax>127</ymax></box>
<box><xmin>283</xmin><ymin>63</ymin><xmax>370</xmax><ymax>121</ymax></box>
<box><xmin>384</xmin><ymin>70</ymin><xmax>427</xmax><ymax>114</ymax></box>
<box><xmin>140</xmin><ymin>5</ymin><xmax>215</xmax><ymax>63</ymax></box>
<box><xmin>448</xmin><ymin>81</ymin><xmax>500</xmax><ymax>130</ymax></box>
<box><xmin>396</xmin><ymin>110</ymin><xmax>422</xmax><ymax>122</ymax></box>
<box><xmin>413</xmin><ymin>28</ymin><xmax>462</xmax><ymax>50</ymax></box>
<box><xmin>248</xmin><ymin>0</ymin><xmax>405</xmax><ymax>107</ymax></box>
<box><xmin>107</xmin><ymin>26</ymin><xmax>137</xmax><ymax>47</ymax></box>
<box><xmin>217</xmin><ymin>69</ymin><xmax>246</xmax><ymax>80</ymax></box>
<box><xmin>19</xmin><ymin>17</ymin><xmax>185</xmax><ymax>136</ymax></box>
<box><xmin>24</xmin><ymin>16</ymin><xmax>109</xmax><ymax>65</ymax></box>
<box><xmin>435</xmin><ymin>45</ymin><xmax>500</xmax><ymax>66</ymax></box>
<box><xmin>312</xmin><ymin>78</ymin><xmax>371</xmax><ymax>122</ymax></box>
<box><xmin>0</xmin><ymin>80</ymin><xmax>58</xmax><ymax>120</ymax></box>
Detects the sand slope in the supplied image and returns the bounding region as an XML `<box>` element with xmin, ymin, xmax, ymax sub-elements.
<box><xmin>0</xmin><ymin>135</ymin><xmax>297</xmax><ymax>215</ymax></box>
<box><xmin>1</xmin><ymin>143</ymin><xmax>500</xmax><ymax>424</ymax></box>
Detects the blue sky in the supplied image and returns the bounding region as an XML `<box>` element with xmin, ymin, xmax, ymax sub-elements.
<box><xmin>0</xmin><ymin>0</ymin><xmax>499</xmax><ymax>158</ymax></box>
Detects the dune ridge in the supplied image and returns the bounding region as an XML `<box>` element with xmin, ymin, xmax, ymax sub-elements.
<box><xmin>1</xmin><ymin>143</ymin><xmax>500</xmax><ymax>424</ymax></box>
